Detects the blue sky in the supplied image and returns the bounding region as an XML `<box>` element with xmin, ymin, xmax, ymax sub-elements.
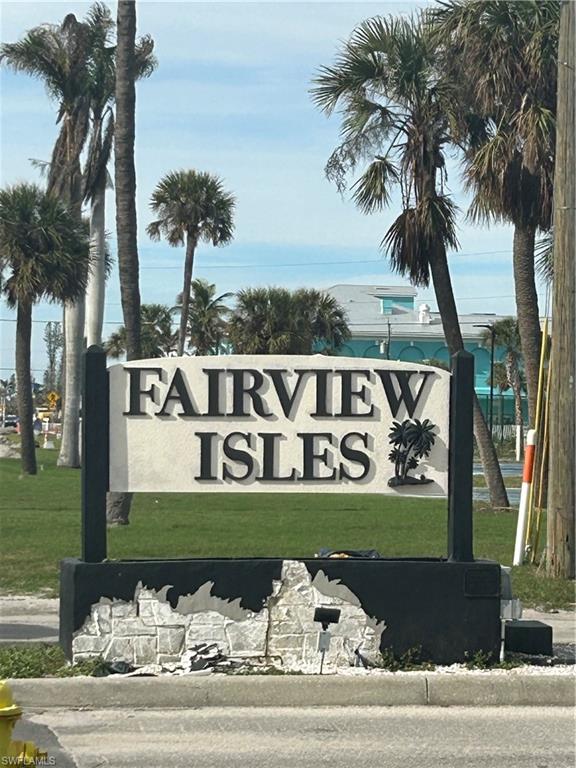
<box><xmin>0</xmin><ymin>1</ymin><xmax>547</xmax><ymax>377</ymax></box>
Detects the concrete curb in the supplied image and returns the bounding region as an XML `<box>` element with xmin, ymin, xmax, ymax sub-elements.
<box><xmin>8</xmin><ymin>674</ymin><xmax>575</xmax><ymax>709</ymax></box>
<box><xmin>426</xmin><ymin>674</ymin><xmax>575</xmax><ymax>707</ymax></box>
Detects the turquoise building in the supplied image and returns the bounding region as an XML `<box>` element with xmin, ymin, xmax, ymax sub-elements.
<box><xmin>326</xmin><ymin>284</ymin><xmax>526</xmax><ymax>427</ymax></box>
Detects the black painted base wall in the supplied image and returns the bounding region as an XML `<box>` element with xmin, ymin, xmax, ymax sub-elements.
<box><xmin>60</xmin><ymin>557</ymin><xmax>502</xmax><ymax>665</ymax></box>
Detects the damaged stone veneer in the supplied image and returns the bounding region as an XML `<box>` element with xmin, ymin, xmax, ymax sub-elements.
<box><xmin>72</xmin><ymin>561</ymin><xmax>386</xmax><ymax>672</ymax></box>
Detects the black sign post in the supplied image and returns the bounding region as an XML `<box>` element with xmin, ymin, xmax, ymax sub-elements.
<box><xmin>447</xmin><ymin>350</ymin><xmax>474</xmax><ymax>562</ymax></box>
<box><xmin>81</xmin><ymin>345</ymin><xmax>108</xmax><ymax>563</ymax></box>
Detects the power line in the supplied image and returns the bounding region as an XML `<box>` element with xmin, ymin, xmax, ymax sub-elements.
<box><xmin>139</xmin><ymin>249</ymin><xmax>513</xmax><ymax>271</ymax></box>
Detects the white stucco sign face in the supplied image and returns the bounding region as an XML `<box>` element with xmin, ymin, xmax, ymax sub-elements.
<box><xmin>108</xmin><ymin>355</ymin><xmax>450</xmax><ymax>495</ymax></box>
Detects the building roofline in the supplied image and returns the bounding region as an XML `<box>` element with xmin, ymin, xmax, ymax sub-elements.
<box><xmin>327</xmin><ymin>284</ymin><xmax>417</xmax><ymax>297</ymax></box>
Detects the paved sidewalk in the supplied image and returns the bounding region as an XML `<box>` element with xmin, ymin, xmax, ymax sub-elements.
<box><xmin>0</xmin><ymin>595</ymin><xmax>59</xmax><ymax>644</ymax></box>
<box><xmin>523</xmin><ymin>607</ymin><xmax>576</xmax><ymax>644</ymax></box>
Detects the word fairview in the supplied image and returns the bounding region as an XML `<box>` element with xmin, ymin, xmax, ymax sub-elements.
<box><xmin>108</xmin><ymin>355</ymin><xmax>450</xmax><ymax>495</ymax></box>
<box><xmin>124</xmin><ymin>366</ymin><xmax>434</xmax><ymax>420</ymax></box>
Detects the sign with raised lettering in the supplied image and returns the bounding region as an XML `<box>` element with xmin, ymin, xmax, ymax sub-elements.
<box><xmin>108</xmin><ymin>356</ymin><xmax>450</xmax><ymax>494</ymax></box>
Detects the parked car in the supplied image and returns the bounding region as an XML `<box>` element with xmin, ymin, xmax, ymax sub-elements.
<box><xmin>2</xmin><ymin>414</ymin><xmax>17</xmax><ymax>428</ymax></box>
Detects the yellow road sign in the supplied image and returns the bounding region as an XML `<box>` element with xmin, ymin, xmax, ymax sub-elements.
<box><xmin>47</xmin><ymin>391</ymin><xmax>59</xmax><ymax>408</ymax></box>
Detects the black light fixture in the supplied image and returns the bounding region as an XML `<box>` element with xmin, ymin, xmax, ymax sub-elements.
<box><xmin>313</xmin><ymin>607</ymin><xmax>341</xmax><ymax>674</ymax></box>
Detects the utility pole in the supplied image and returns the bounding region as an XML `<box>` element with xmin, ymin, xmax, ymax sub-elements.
<box><xmin>547</xmin><ymin>0</ymin><xmax>575</xmax><ymax>579</ymax></box>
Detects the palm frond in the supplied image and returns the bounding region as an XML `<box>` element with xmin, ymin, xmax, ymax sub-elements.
<box><xmin>382</xmin><ymin>195</ymin><xmax>459</xmax><ymax>287</ymax></box>
<box><xmin>1</xmin><ymin>27</ymin><xmax>71</xmax><ymax>103</ymax></box>
<box><xmin>134</xmin><ymin>34</ymin><xmax>157</xmax><ymax>79</ymax></box>
<box><xmin>351</xmin><ymin>156</ymin><xmax>399</xmax><ymax>213</ymax></box>
<box><xmin>147</xmin><ymin>170</ymin><xmax>235</xmax><ymax>247</ymax></box>
<box><xmin>29</xmin><ymin>158</ymin><xmax>51</xmax><ymax>178</ymax></box>
<box><xmin>0</xmin><ymin>183</ymin><xmax>90</xmax><ymax>308</ymax></box>
<box><xmin>420</xmin><ymin>194</ymin><xmax>459</xmax><ymax>252</ymax></box>
<box><xmin>383</xmin><ymin>208</ymin><xmax>430</xmax><ymax>287</ymax></box>
<box><xmin>535</xmin><ymin>230</ymin><xmax>554</xmax><ymax>283</ymax></box>
<box><xmin>429</xmin><ymin>0</ymin><xmax>558</xmax><ymax>232</ymax></box>
<box><xmin>82</xmin><ymin>109</ymin><xmax>114</xmax><ymax>201</ymax></box>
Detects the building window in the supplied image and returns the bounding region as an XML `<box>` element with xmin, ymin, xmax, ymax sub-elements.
<box><xmin>380</xmin><ymin>296</ymin><xmax>415</xmax><ymax>314</ymax></box>
<box><xmin>381</xmin><ymin>298</ymin><xmax>394</xmax><ymax>315</ymax></box>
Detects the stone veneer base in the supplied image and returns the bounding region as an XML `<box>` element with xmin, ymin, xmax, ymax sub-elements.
<box><xmin>60</xmin><ymin>557</ymin><xmax>501</xmax><ymax>670</ymax></box>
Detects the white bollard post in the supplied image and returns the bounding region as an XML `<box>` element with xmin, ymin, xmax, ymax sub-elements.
<box><xmin>513</xmin><ymin>429</ymin><xmax>536</xmax><ymax>565</ymax></box>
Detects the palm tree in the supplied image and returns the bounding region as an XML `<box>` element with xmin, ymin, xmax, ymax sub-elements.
<box><xmin>43</xmin><ymin>320</ymin><xmax>64</xmax><ymax>392</ymax></box>
<box><xmin>0</xmin><ymin>5</ymin><xmax>153</xmax><ymax>468</ymax></box>
<box><xmin>299</xmin><ymin>289</ymin><xmax>351</xmax><ymax>354</ymax></box>
<box><xmin>114</xmin><ymin>0</ymin><xmax>145</xmax><ymax>366</ymax></box>
<box><xmin>429</xmin><ymin>1</ymin><xmax>560</xmax><ymax>425</ymax></box>
<box><xmin>173</xmin><ymin>278</ymin><xmax>232</xmax><ymax>355</ymax></box>
<box><xmin>82</xmin><ymin>3</ymin><xmax>156</xmax><ymax>347</ymax></box>
<box><xmin>0</xmin><ymin>184</ymin><xmax>89</xmax><ymax>474</ymax></box>
<box><xmin>311</xmin><ymin>14</ymin><xmax>508</xmax><ymax>507</ymax></box>
<box><xmin>490</xmin><ymin>362</ymin><xmax>511</xmax><ymax>395</ymax></box>
<box><xmin>81</xmin><ymin>3</ymin><xmax>114</xmax><ymax>349</ymax></box>
<box><xmin>482</xmin><ymin>318</ymin><xmax>525</xmax><ymax>449</ymax></box>
<box><xmin>228</xmin><ymin>287</ymin><xmax>296</xmax><ymax>354</ymax></box>
<box><xmin>105</xmin><ymin>304</ymin><xmax>176</xmax><ymax>359</ymax></box>
<box><xmin>1</xmin><ymin>14</ymin><xmax>90</xmax><ymax>210</ymax></box>
<box><xmin>147</xmin><ymin>171</ymin><xmax>236</xmax><ymax>356</ymax></box>
<box><xmin>1</xmin><ymin>11</ymin><xmax>94</xmax><ymax>468</ymax></box>
<box><xmin>106</xmin><ymin>0</ymin><xmax>143</xmax><ymax>527</ymax></box>
<box><xmin>228</xmin><ymin>287</ymin><xmax>350</xmax><ymax>355</ymax></box>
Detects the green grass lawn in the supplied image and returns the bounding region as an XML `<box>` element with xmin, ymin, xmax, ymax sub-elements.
<box><xmin>0</xmin><ymin>447</ymin><xmax>573</xmax><ymax>610</ymax></box>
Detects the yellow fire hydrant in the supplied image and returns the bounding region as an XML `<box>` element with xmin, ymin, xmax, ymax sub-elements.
<box><xmin>0</xmin><ymin>680</ymin><xmax>48</xmax><ymax>765</ymax></box>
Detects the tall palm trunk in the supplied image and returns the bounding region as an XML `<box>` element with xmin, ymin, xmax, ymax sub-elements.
<box><xmin>55</xmin><ymin>119</ymin><xmax>85</xmax><ymax>468</ymax></box>
<box><xmin>420</xmin><ymin>156</ymin><xmax>508</xmax><ymax>509</ymax></box>
<box><xmin>15</xmin><ymin>300</ymin><xmax>36</xmax><ymax>475</ymax></box>
<box><xmin>429</xmin><ymin>247</ymin><xmax>509</xmax><ymax>509</ymax></box>
<box><xmin>58</xmin><ymin>298</ymin><xmax>84</xmax><ymax>467</ymax></box>
<box><xmin>85</xmin><ymin>176</ymin><xmax>106</xmax><ymax>347</ymax></box>
<box><xmin>513</xmin><ymin>223</ymin><xmax>541</xmax><ymax>425</ymax></box>
<box><xmin>107</xmin><ymin>0</ymin><xmax>141</xmax><ymax>526</ymax></box>
<box><xmin>115</xmin><ymin>2</ymin><xmax>141</xmax><ymax>360</ymax></box>
<box><xmin>177</xmin><ymin>233</ymin><xmax>196</xmax><ymax>356</ymax></box>
<box><xmin>57</xmin><ymin>298</ymin><xmax>85</xmax><ymax>467</ymax></box>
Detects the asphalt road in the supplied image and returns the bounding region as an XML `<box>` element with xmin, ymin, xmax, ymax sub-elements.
<box><xmin>20</xmin><ymin>706</ymin><xmax>575</xmax><ymax>768</ymax></box>
<box><xmin>473</xmin><ymin>461</ymin><xmax>522</xmax><ymax>505</ymax></box>
<box><xmin>473</xmin><ymin>462</ymin><xmax>522</xmax><ymax>476</ymax></box>
<box><xmin>474</xmin><ymin>487</ymin><xmax>521</xmax><ymax>505</ymax></box>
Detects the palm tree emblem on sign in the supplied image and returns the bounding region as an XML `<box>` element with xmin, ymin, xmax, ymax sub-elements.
<box><xmin>388</xmin><ymin>419</ymin><xmax>437</xmax><ymax>487</ymax></box>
